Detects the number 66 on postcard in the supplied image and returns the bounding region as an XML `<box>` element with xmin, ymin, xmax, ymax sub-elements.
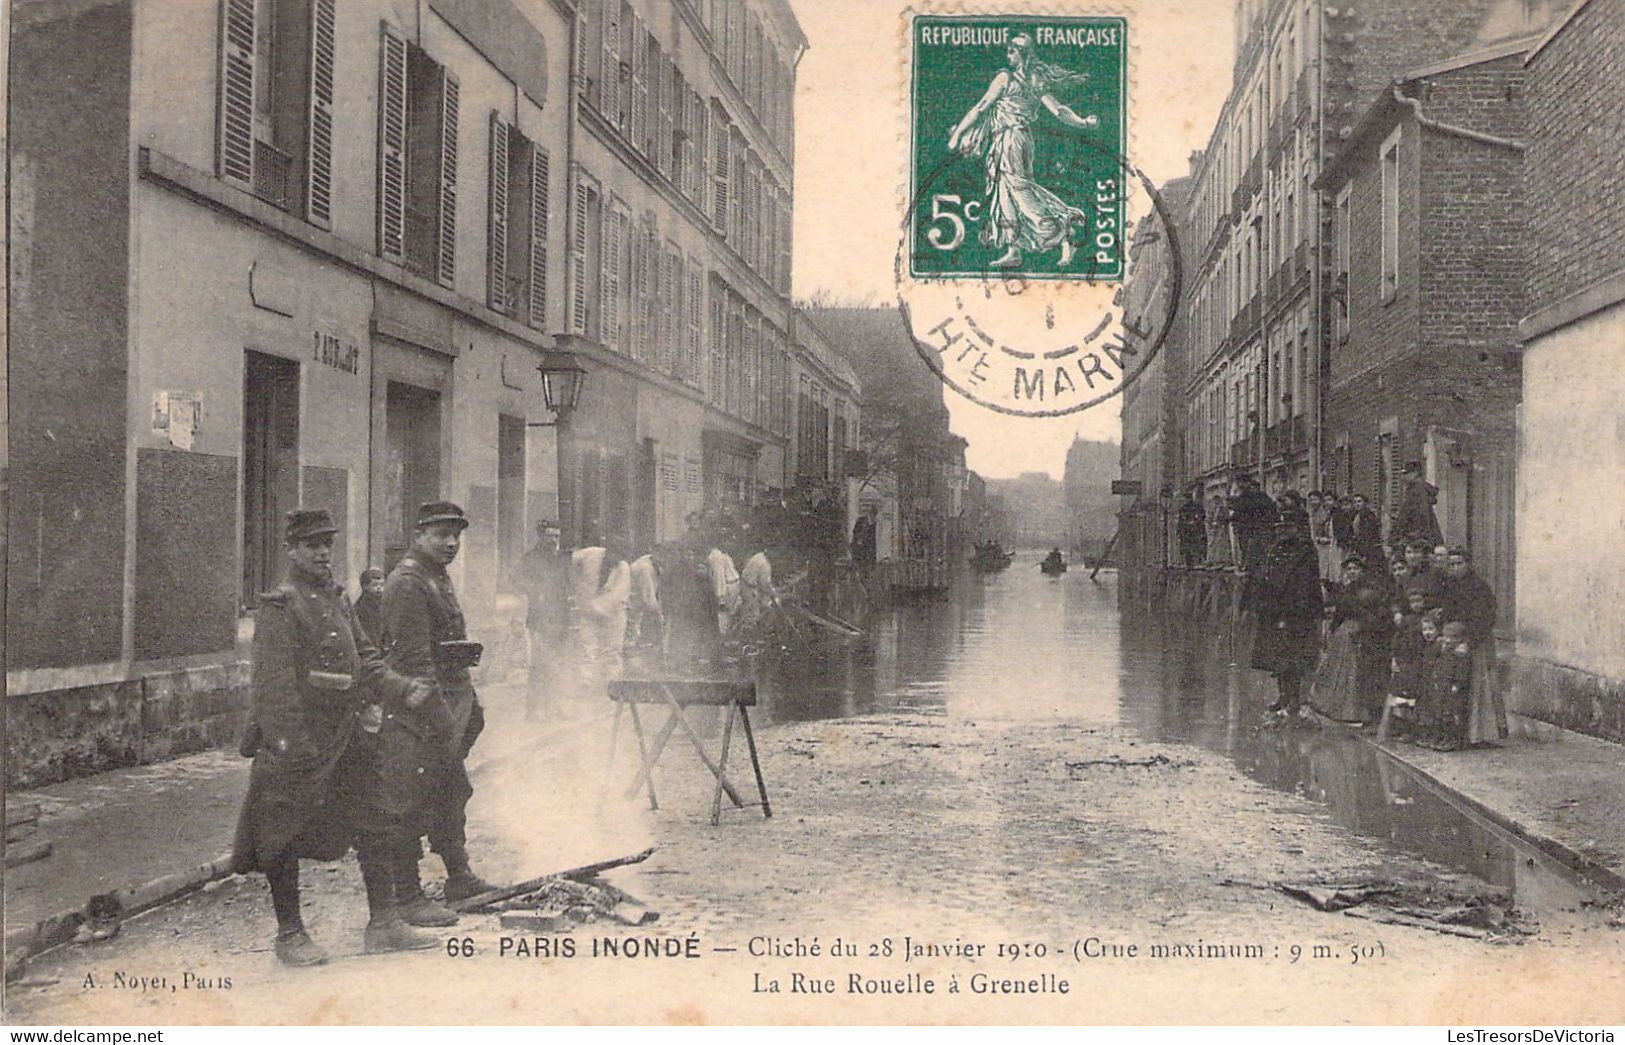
<box><xmin>909</xmin><ymin>14</ymin><xmax>1128</xmax><ymax>281</ymax></box>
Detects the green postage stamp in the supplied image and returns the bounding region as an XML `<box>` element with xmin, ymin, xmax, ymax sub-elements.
<box><xmin>910</xmin><ymin>15</ymin><xmax>1128</xmax><ymax>281</ymax></box>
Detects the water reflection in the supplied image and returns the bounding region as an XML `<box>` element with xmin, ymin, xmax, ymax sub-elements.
<box><xmin>745</xmin><ymin>556</ymin><xmax>1607</xmax><ymax>912</ymax></box>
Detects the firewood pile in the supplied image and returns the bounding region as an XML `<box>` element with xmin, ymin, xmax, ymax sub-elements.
<box><xmin>449</xmin><ymin>847</ymin><xmax>660</xmax><ymax>932</ymax></box>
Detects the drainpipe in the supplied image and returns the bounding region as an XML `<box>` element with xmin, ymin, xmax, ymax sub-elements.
<box><xmin>1391</xmin><ymin>86</ymin><xmax>1526</xmax><ymax>151</ymax></box>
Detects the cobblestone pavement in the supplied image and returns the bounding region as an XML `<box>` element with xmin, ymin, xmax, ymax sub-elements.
<box><xmin>7</xmin><ymin>705</ymin><xmax>1621</xmax><ymax>1025</ymax></box>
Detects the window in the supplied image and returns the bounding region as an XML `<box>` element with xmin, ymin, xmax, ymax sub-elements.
<box><xmin>567</xmin><ymin>167</ymin><xmax>602</xmax><ymax>338</ymax></box>
<box><xmin>1334</xmin><ymin>185</ymin><xmax>1351</xmax><ymax>341</ymax></box>
<box><xmin>216</xmin><ymin>0</ymin><xmax>335</xmax><ymax>225</ymax></box>
<box><xmin>378</xmin><ymin>26</ymin><xmax>458</xmax><ymax>288</ymax></box>
<box><xmin>487</xmin><ymin>114</ymin><xmax>550</xmax><ymax>328</ymax></box>
<box><xmin>577</xmin><ymin>0</ymin><xmax>602</xmax><ymax>110</ymax></box>
<box><xmin>1380</xmin><ymin>126</ymin><xmax>1401</xmax><ymax>300</ymax></box>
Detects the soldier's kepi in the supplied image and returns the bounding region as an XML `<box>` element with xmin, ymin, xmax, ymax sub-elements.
<box><xmin>230</xmin><ymin>508</ymin><xmax>440</xmax><ymax>967</ymax></box>
<box><xmin>381</xmin><ymin>500</ymin><xmax>495</xmax><ymax>927</ymax></box>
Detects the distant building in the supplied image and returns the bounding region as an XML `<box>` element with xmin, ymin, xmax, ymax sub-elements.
<box><xmin>807</xmin><ymin>307</ymin><xmax>967</xmax><ymax>587</ymax></box>
<box><xmin>1063</xmin><ymin>436</ymin><xmax>1121</xmax><ymax>556</ymax></box>
<box><xmin>984</xmin><ymin>472</ymin><xmax>1069</xmax><ymax>550</ymax></box>
<box><xmin>1511</xmin><ymin>0</ymin><xmax>1625</xmax><ymax>743</ymax></box>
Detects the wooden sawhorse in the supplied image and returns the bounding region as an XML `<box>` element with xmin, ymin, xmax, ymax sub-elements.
<box><xmin>605</xmin><ymin>679</ymin><xmax>771</xmax><ymax>826</ymax></box>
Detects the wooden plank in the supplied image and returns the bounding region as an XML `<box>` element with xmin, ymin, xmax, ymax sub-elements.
<box><xmin>5</xmin><ymin>840</ymin><xmax>52</xmax><ymax>868</ymax></box>
<box><xmin>5</xmin><ymin>801</ymin><xmax>42</xmax><ymax>828</ymax></box>
<box><xmin>452</xmin><ymin>848</ymin><xmax>657</xmax><ymax>912</ymax></box>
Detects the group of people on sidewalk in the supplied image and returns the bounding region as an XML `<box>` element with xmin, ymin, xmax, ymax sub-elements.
<box><xmin>1176</xmin><ymin>463</ymin><xmax>1508</xmax><ymax>751</ymax></box>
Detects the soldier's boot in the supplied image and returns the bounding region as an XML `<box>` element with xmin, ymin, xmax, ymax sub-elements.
<box><xmin>358</xmin><ymin>851</ymin><xmax>440</xmax><ymax>953</ymax></box>
<box><xmin>363</xmin><ymin>913</ymin><xmax>440</xmax><ymax>954</ymax></box>
<box><xmin>394</xmin><ymin>848</ymin><xmax>459</xmax><ymax>927</ymax></box>
<box><xmin>440</xmin><ymin>849</ymin><xmax>495</xmax><ymax>904</ymax></box>
<box><xmin>274</xmin><ymin>929</ymin><xmax>330</xmax><ymax>967</ymax></box>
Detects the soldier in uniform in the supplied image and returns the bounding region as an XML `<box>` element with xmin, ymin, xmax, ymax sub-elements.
<box><xmin>231</xmin><ymin>509</ymin><xmax>439</xmax><ymax>966</ymax></box>
<box><xmin>381</xmin><ymin>501</ymin><xmax>495</xmax><ymax>925</ymax></box>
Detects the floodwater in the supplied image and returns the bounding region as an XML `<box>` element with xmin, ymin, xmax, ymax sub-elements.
<box><xmin>752</xmin><ymin>552</ymin><xmax>1608</xmax><ymax>918</ymax></box>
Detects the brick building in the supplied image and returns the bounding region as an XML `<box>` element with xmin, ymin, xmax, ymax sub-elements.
<box><xmin>1511</xmin><ymin>0</ymin><xmax>1625</xmax><ymax>742</ymax></box>
<box><xmin>1165</xmin><ymin>0</ymin><xmax>1556</xmax><ymax>514</ymax></box>
<box><xmin>1316</xmin><ymin>43</ymin><xmax>1531</xmax><ymax>627</ymax></box>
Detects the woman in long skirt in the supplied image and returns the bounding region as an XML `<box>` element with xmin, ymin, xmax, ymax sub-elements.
<box><xmin>1311</xmin><ymin>556</ymin><xmax>1391</xmax><ymax>724</ymax></box>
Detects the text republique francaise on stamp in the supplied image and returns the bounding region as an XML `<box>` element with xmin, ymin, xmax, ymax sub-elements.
<box><xmin>896</xmin><ymin>8</ymin><xmax>1181</xmax><ymax>418</ymax></box>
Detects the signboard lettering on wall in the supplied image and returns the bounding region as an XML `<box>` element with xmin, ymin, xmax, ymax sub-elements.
<box><xmin>312</xmin><ymin>330</ymin><xmax>362</xmax><ymax>375</ymax></box>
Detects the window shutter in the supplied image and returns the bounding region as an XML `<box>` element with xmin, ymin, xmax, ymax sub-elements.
<box><xmin>575</xmin><ymin>0</ymin><xmax>597</xmax><ymax>107</ymax></box>
<box><xmin>217</xmin><ymin>0</ymin><xmax>256</xmax><ymax>188</ymax></box>
<box><xmin>568</xmin><ymin>168</ymin><xmax>592</xmax><ymax>335</ymax></box>
<box><xmin>728</xmin><ymin>134</ymin><xmax>745</xmax><ymax>248</ymax></box>
<box><xmin>664</xmin><ymin>247</ymin><xmax>680</xmax><ymax>376</ymax></box>
<box><xmin>436</xmin><ymin>68</ymin><xmax>460</xmax><ymax>288</ymax></box>
<box><xmin>487</xmin><ymin>113</ymin><xmax>510</xmax><ymax>311</ymax></box>
<box><xmin>377</xmin><ymin>24</ymin><xmax>408</xmax><ymax>260</ymax></box>
<box><xmin>626</xmin><ymin>220</ymin><xmax>644</xmax><ymax>361</ymax></box>
<box><xmin>302</xmin><ymin>0</ymin><xmax>337</xmax><ymax>227</ymax></box>
<box><xmin>630</xmin><ymin>27</ymin><xmax>649</xmax><ymax>152</ymax></box>
<box><xmin>528</xmin><ymin>147</ymin><xmax>550</xmax><ymax>330</ymax></box>
<box><xmin>601</xmin><ymin>201</ymin><xmax>624</xmax><ymax>351</ymax></box>
<box><xmin>657</xmin><ymin>57</ymin><xmax>674</xmax><ymax>179</ymax></box>
<box><xmin>711</xmin><ymin>107</ymin><xmax>729</xmax><ymax>232</ymax></box>
<box><xmin>602</xmin><ymin>3</ymin><xmax>622</xmax><ymax>131</ymax></box>
<box><xmin>709</xmin><ymin>282</ymin><xmax>724</xmax><ymax>404</ymax></box>
<box><xmin>687</xmin><ymin>259</ymin><xmax>703</xmax><ymax>388</ymax></box>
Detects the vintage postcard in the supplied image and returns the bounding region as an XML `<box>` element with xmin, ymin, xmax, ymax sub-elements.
<box><xmin>4</xmin><ymin>0</ymin><xmax>1624</xmax><ymax>1029</ymax></box>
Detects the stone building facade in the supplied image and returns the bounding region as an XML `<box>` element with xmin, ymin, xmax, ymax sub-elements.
<box><xmin>4</xmin><ymin>0</ymin><xmax>806</xmax><ymax>785</ymax></box>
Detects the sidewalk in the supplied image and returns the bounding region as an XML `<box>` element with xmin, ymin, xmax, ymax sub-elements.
<box><xmin>6</xmin><ymin>686</ymin><xmax>1623</xmax><ymax>979</ymax></box>
<box><xmin>1374</xmin><ymin>712</ymin><xmax>1625</xmax><ymax>891</ymax></box>
<box><xmin>2</xmin><ymin>677</ymin><xmax>571</xmax><ymax>977</ymax></box>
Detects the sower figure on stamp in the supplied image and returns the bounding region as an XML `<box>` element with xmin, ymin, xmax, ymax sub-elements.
<box><xmin>231</xmin><ymin>509</ymin><xmax>439</xmax><ymax>966</ymax></box>
<box><xmin>382</xmin><ymin>501</ymin><xmax>495</xmax><ymax>924</ymax></box>
<box><xmin>947</xmin><ymin>32</ymin><xmax>1100</xmax><ymax>269</ymax></box>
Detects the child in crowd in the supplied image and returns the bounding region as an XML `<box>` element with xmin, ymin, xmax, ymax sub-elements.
<box><xmin>1415</xmin><ymin>612</ymin><xmax>1445</xmax><ymax>744</ymax></box>
<box><xmin>1384</xmin><ymin>589</ymin><xmax>1431</xmax><ymax>741</ymax></box>
<box><xmin>1433</xmin><ymin>621</ymin><xmax>1474</xmax><ymax>751</ymax></box>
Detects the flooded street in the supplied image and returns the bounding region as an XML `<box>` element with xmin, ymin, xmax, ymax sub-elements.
<box><xmin>755</xmin><ymin>555</ymin><xmax>1607</xmax><ymax>920</ymax></box>
<box><xmin>11</xmin><ymin>557</ymin><xmax>1623</xmax><ymax>1025</ymax></box>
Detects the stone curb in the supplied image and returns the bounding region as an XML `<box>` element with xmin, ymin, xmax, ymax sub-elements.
<box><xmin>4</xmin><ymin>852</ymin><xmax>237</xmax><ymax>983</ymax></box>
<box><xmin>2</xmin><ymin>742</ymin><xmax>523</xmax><ymax>983</ymax></box>
<box><xmin>1359</xmin><ymin>735</ymin><xmax>1625</xmax><ymax>895</ymax></box>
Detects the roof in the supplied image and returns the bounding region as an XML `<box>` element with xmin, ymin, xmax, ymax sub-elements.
<box><xmin>1315</xmin><ymin>40</ymin><xmax>1534</xmax><ymax>191</ymax></box>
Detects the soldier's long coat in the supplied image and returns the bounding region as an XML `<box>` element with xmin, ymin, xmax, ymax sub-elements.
<box><xmin>379</xmin><ymin>551</ymin><xmax>482</xmax><ymax>821</ymax></box>
<box><xmin>231</xmin><ymin>574</ymin><xmax>415</xmax><ymax>873</ymax></box>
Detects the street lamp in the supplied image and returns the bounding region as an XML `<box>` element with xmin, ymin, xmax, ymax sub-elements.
<box><xmin>528</xmin><ymin>350</ymin><xmax>589</xmax><ymax>548</ymax></box>
<box><xmin>533</xmin><ymin>350</ymin><xmax>588</xmax><ymax>422</ymax></box>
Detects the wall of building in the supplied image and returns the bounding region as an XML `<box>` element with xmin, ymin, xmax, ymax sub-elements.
<box><xmin>1522</xmin><ymin>0</ymin><xmax>1625</xmax><ymax>313</ymax></box>
<box><xmin>1512</xmin><ymin>0</ymin><xmax>1625</xmax><ymax>742</ymax></box>
<box><xmin>6</xmin><ymin>1</ymin><xmax>133</xmax><ymax>673</ymax></box>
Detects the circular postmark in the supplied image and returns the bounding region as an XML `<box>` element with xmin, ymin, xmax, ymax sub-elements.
<box><xmin>895</xmin><ymin>15</ymin><xmax>1181</xmax><ymax>418</ymax></box>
